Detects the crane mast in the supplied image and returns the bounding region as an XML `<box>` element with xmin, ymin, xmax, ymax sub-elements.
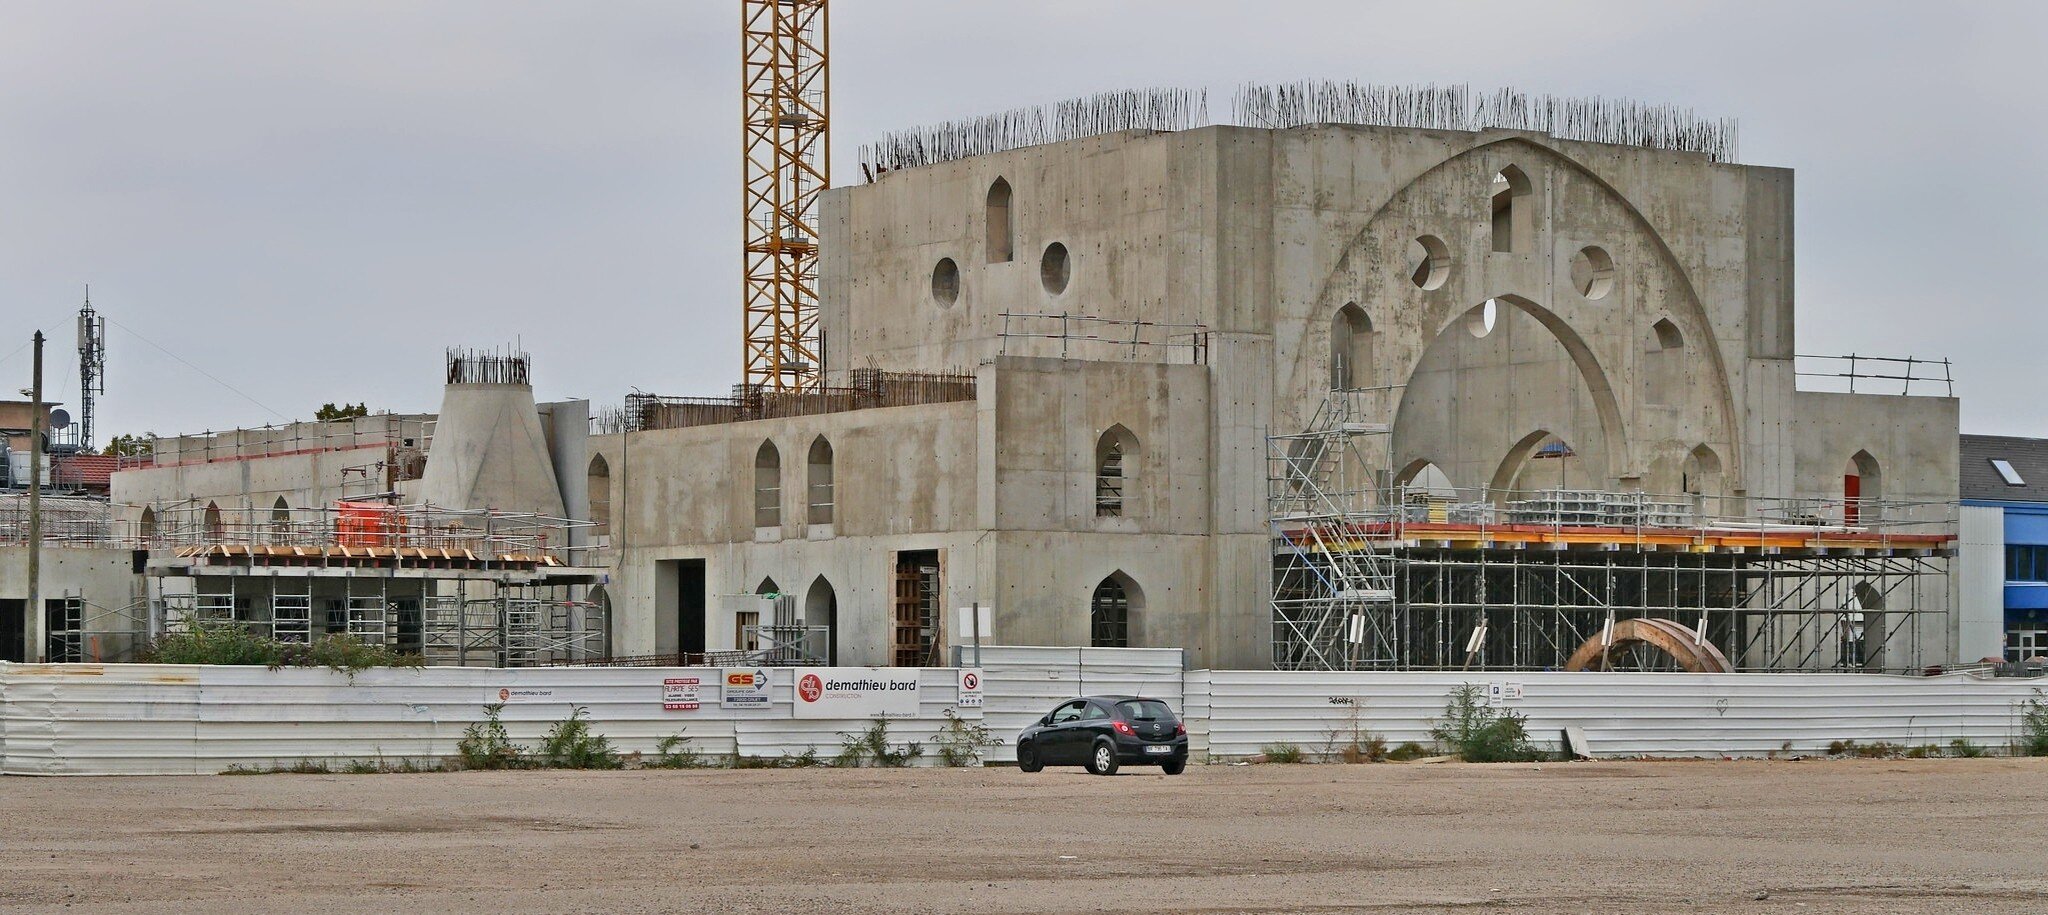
<box><xmin>740</xmin><ymin>0</ymin><xmax>828</xmax><ymax>392</ymax></box>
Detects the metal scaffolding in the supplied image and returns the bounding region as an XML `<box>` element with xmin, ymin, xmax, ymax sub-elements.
<box><xmin>1270</xmin><ymin>391</ymin><xmax>1956</xmax><ymax>673</ymax></box>
<box><xmin>144</xmin><ymin>501</ymin><xmax>605</xmax><ymax>667</ymax></box>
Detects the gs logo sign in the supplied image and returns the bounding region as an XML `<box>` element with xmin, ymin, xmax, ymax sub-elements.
<box><xmin>797</xmin><ymin>673</ymin><xmax>824</xmax><ymax>703</ymax></box>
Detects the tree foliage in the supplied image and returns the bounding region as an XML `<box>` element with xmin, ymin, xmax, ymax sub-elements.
<box><xmin>314</xmin><ymin>402</ymin><xmax>370</xmax><ymax>422</ymax></box>
<box><xmin>103</xmin><ymin>432</ymin><xmax>155</xmax><ymax>457</ymax></box>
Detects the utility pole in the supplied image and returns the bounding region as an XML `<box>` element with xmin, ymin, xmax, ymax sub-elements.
<box><xmin>27</xmin><ymin>331</ymin><xmax>45</xmax><ymax>662</ymax></box>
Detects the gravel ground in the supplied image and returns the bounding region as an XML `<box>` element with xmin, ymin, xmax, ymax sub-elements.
<box><xmin>2</xmin><ymin>758</ymin><xmax>2044</xmax><ymax>914</ymax></box>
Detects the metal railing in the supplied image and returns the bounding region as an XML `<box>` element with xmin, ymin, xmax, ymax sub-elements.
<box><xmin>622</xmin><ymin>368</ymin><xmax>977</xmax><ymax>432</ymax></box>
<box><xmin>126</xmin><ymin>501</ymin><xmax>592</xmax><ymax>563</ymax></box>
<box><xmin>997</xmin><ymin>311</ymin><xmax>1209</xmax><ymax>364</ymax></box>
<box><xmin>118</xmin><ymin>414</ymin><xmax>434</xmax><ymax>469</ymax></box>
<box><xmin>1794</xmin><ymin>353</ymin><xmax>1954</xmax><ymax>397</ymax></box>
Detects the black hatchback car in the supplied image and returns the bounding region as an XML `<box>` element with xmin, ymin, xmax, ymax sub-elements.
<box><xmin>1016</xmin><ymin>695</ymin><xmax>1188</xmax><ymax>775</ymax></box>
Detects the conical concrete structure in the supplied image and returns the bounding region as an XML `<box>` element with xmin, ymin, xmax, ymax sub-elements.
<box><xmin>417</xmin><ymin>350</ymin><xmax>566</xmax><ymax>517</ymax></box>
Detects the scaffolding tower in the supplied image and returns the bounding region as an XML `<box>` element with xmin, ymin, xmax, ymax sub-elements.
<box><xmin>1269</xmin><ymin>392</ymin><xmax>1956</xmax><ymax>673</ymax></box>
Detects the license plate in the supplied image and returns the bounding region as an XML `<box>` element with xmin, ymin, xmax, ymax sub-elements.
<box><xmin>1144</xmin><ymin>744</ymin><xmax>1174</xmax><ymax>755</ymax></box>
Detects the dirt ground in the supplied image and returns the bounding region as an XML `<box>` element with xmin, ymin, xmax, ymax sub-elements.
<box><xmin>3</xmin><ymin>758</ymin><xmax>2044</xmax><ymax>914</ymax></box>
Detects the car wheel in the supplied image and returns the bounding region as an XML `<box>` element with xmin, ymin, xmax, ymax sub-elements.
<box><xmin>1161</xmin><ymin>758</ymin><xmax>1186</xmax><ymax>775</ymax></box>
<box><xmin>1017</xmin><ymin>743</ymin><xmax>1043</xmax><ymax>773</ymax></box>
<box><xmin>1087</xmin><ymin>739</ymin><xmax>1120</xmax><ymax>776</ymax></box>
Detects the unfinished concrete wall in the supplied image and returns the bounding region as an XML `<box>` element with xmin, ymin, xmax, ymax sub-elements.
<box><xmin>595</xmin><ymin>401</ymin><xmax>979</xmax><ymax>664</ymax></box>
<box><xmin>0</xmin><ymin>546</ymin><xmax>144</xmax><ymax>662</ymax></box>
<box><xmin>417</xmin><ymin>383</ymin><xmax>565</xmax><ymax>517</ymax></box>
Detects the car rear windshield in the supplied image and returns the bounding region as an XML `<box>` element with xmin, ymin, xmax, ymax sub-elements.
<box><xmin>1117</xmin><ymin>699</ymin><xmax>1174</xmax><ymax>721</ymax></box>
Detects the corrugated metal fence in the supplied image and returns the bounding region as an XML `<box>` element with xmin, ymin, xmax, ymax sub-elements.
<box><xmin>0</xmin><ymin>664</ymin><xmax>975</xmax><ymax>776</ymax></box>
<box><xmin>1188</xmin><ymin>670</ymin><xmax>2048</xmax><ymax>759</ymax></box>
<box><xmin>6</xmin><ymin>652</ymin><xmax>2046</xmax><ymax>774</ymax></box>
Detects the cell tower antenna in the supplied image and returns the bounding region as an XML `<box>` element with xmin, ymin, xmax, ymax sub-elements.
<box><xmin>77</xmin><ymin>285</ymin><xmax>106</xmax><ymax>452</ymax></box>
<box><xmin>740</xmin><ymin>0</ymin><xmax>828</xmax><ymax>392</ymax></box>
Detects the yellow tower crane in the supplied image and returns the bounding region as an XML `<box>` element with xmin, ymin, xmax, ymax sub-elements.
<box><xmin>740</xmin><ymin>0</ymin><xmax>828</xmax><ymax>392</ymax></box>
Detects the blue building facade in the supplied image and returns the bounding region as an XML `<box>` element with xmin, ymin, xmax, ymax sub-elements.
<box><xmin>1960</xmin><ymin>435</ymin><xmax>2048</xmax><ymax>660</ymax></box>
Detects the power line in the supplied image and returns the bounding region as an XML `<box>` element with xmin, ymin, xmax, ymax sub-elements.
<box><xmin>102</xmin><ymin>315</ymin><xmax>291</xmax><ymax>423</ymax></box>
<box><xmin>0</xmin><ymin>303</ymin><xmax>87</xmax><ymax>375</ymax></box>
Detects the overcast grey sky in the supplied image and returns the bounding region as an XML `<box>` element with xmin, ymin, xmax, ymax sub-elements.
<box><xmin>2</xmin><ymin>1</ymin><xmax>2041</xmax><ymax>439</ymax></box>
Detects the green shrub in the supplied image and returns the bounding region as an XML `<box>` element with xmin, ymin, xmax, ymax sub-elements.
<box><xmin>1386</xmin><ymin>741</ymin><xmax>1430</xmax><ymax>761</ymax></box>
<box><xmin>141</xmin><ymin>623</ymin><xmax>282</xmax><ymax>666</ymax></box>
<box><xmin>1260</xmin><ymin>742</ymin><xmax>1306</xmax><ymax>764</ymax></box>
<box><xmin>1948</xmin><ymin>738</ymin><xmax>1988</xmax><ymax>758</ymax></box>
<box><xmin>1429</xmin><ymin>684</ymin><xmax>1546</xmax><ymax>763</ymax></box>
<box><xmin>538</xmin><ymin>707</ymin><xmax>622</xmax><ymax>770</ymax></box>
<box><xmin>2019</xmin><ymin>692</ymin><xmax>2048</xmax><ymax>757</ymax></box>
<box><xmin>1827</xmin><ymin>740</ymin><xmax>1906</xmax><ymax>759</ymax></box>
<box><xmin>735</xmin><ymin>748</ymin><xmax>823</xmax><ymax>769</ymax></box>
<box><xmin>458</xmin><ymin>704</ymin><xmax>524</xmax><ymax>770</ymax></box>
<box><xmin>274</xmin><ymin>635</ymin><xmax>423</xmax><ymax>677</ymax></box>
<box><xmin>835</xmin><ymin>719</ymin><xmax>923</xmax><ymax>768</ymax></box>
<box><xmin>141</xmin><ymin>622</ymin><xmax>420</xmax><ymax>678</ymax></box>
<box><xmin>932</xmin><ymin>709</ymin><xmax>1002</xmax><ymax>767</ymax></box>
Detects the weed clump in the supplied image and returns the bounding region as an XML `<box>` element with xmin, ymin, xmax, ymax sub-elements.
<box><xmin>1259</xmin><ymin>743</ymin><xmax>1306</xmax><ymax>764</ymax></box>
<box><xmin>2019</xmin><ymin>692</ymin><xmax>2048</xmax><ymax>757</ymax></box>
<box><xmin>1386</xmin><ymin>741</ymin><xmax>1430</xmax><ymax>761</ymax></box>
<box><xmin>932</xmin><ymin>709</ymin><xmax>1002</xmax><ymax>767</ymax></box>
<box><xmin>538</xmin><ymin>707</ymin><xmax>623</xmax><ymax>769</ymax></box>
<box><xmin>650</xmin><ymin>731</ymin><xmax>726</xmax><ymax>769</ymax></box>
<box><xmin>457</xmin><ymin>704</ymin><xmax>524</xmax><ymax>770</ymax></box>
<box><xmin>1429</xmin><ymin>684</ymin><xmax>1546</xmax><ymax>763</ymax></box>
<box><xmin>835</xmin><ymin>719</ymin><xmax>923</xmax><ymax>768</ymax></box>
<box><xmin>1321</xmin><ymin>698</ymin><xmax>1389</xmax><ymax>763</ymax></box>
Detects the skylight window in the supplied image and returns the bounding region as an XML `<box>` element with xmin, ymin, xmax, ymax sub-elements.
<box><xmin>1992</xmin><ymin>458</ymin><xmax>2026</xmax><ymax>486</ymax></box>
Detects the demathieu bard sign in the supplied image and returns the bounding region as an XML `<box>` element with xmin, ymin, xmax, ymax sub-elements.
<box><xmin>792</xmin><ymin>667</ymin><xmax>922</xmax><ymax>719</ymax></box>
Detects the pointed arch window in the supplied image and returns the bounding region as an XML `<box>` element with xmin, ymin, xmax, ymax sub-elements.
<box><xmin>1090</xmin><ymin>574</ymin><xmax>1135</xmax><ymax>648</ymax></box>
<box><xmin>807</xmin><ymin>437</ymin><xmax>835</xmax><ymax>526</ymax></box>
<box><xmin>1095</xmin><ymin>426</ymin><xmax>1138</xmax><ymax>518</ymax></box>
<box><xmin>754</xmin><ymin>441</ymin><xmax>782</xmax><ymax>528</ymax></box>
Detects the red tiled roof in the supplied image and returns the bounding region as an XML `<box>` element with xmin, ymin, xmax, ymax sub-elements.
<box><xmin>53</xmin><ymin>454</ymin><xmax>118</xmax><ymax>488</ymax></box>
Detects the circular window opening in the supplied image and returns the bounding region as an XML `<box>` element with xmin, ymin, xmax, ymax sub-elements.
<box><xmin>931</xmin><ymin>257</ymin><xmax>960</xmax><ymax>307</ymax></box>
<box><xmin>1040</xmin><ymin>242</ymin><xmax>1071</xmax><ymax>295</ymax></box>
<box><xmin>1407</xmin><ymin>235</ymin><xmax>1449</xmax><ymax>290</ymax></box>
<box><xmin>1571</xmin><ymin>246</ymin><xmax>1615</xmax><ymax>300</ymax></box>
<box><xmin>1465</xmin><ymin>299</ymin><xmax>1499</xmax><ymax>338</ymax></box>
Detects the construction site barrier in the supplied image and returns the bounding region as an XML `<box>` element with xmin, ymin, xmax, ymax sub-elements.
<box><xmin>5</xmin><ymin>650</ymin><xmax>2045</xmax><ymax>774</ymax></box>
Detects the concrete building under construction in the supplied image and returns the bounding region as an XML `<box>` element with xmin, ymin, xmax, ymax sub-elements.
<box><xmin>8</xmin><ymin>85</ymin><xmax>1988</xmax><ymax>672</ymax></box>
<box><xmin>589</xmin><ymin>87</ymin><xmax>1974</xmax><ymax>672</ymax></box>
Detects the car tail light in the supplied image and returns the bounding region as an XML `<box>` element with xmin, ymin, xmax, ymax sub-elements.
<box><xmin>1112</xmin><ymin>720</ymin><xmax>1136</xmax><ymax>736</ymax></box>
<box><xmin>1175</xmin><ymin>722</ymin><xmax>1186</xmax><ymax>735</ymax></box>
